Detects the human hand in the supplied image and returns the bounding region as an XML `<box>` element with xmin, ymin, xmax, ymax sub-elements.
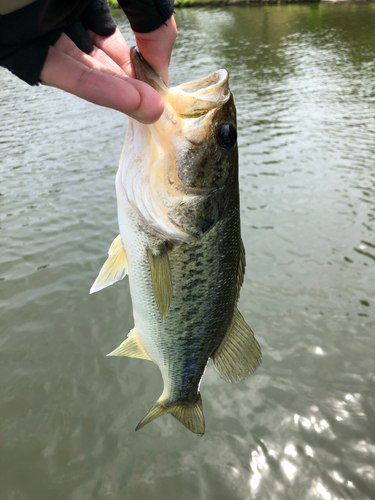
<box><xmin>40</xmin><ymin>27</ymin><xmax>167</xmax><ymax>124</ymax></box>
<box><xmin>134</xmin><ymin>16</ymin><xmax>177</xmax><ymax>85</ymax></box>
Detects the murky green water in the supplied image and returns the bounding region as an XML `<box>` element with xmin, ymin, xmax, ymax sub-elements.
<box><xmin>1</xmin><ymin>3</ymin><xmax>375</xmax><ymax>499</ymax></box>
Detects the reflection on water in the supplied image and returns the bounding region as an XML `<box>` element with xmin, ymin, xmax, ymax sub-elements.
<box><xmin>1</xmin><ymin>3</ymin><xmax>374</xmax><ymax>499</ymax></box>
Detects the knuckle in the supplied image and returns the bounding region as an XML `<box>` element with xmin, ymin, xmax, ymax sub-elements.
<box><xmin>76</xmin><ymin>67</ymin><xmax>98</xmax><ymax>93</ymax></box>
<box><xmin>66</xmin><ymin>45</ymin><xmax>83</xmax><ymax>60</ymax></box>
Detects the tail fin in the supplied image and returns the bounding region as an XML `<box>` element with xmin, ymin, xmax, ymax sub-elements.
<box><xmin>135</xmin><ymin>394</ymin><xmax>205</xmax><ymax>436</ymax></box>
<box><xmin>170</xmin><ymin>394</ymin><xmax>205</xmax><ymax>436</ymax></box>
<box><xmin>135</xmin><ymin>399</ymin><xmax>171</xmax><ymax>432</ymax></box>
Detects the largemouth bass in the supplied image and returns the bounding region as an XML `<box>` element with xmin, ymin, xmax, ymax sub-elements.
<box><xmin>91</xmin><ymin>48</ymin><xmax>261</xmax><ymax>436</ymax></box>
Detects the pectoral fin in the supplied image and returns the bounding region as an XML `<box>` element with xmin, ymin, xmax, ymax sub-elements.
<box><xmin>212</xmin><ymin>308</ymin><xmax>262</xmax><ymax>383</ymax></box>
<box><xmin>90</xmin><ymin>234</ymin><xmax>128</xmax><ymax>294</ymax></box>
<box><xmin>148</xmin><ymin>243</ymin><xmax>173</xmax><ymax>321</ymax></box>
<box><xmin>107</xmin><ymin>329</ymin><xmax>151</xmax><ymax>361</ymax></box>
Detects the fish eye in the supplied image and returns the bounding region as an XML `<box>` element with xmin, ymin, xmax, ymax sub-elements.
<box><xmin>216</xmin><ymin>122</ymin><xmax>237</xmax><ymax>150</ymax></box>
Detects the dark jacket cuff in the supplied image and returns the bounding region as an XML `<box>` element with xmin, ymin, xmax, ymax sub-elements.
<box><xmin>0</xmin><ymin>0</ymin><xmax>115</xmax><ymax>85</ymax></box>
<box><xmin>0</xmin><ymin>29</ymin><xmax>62</xmax><ymax>85</ymax></box>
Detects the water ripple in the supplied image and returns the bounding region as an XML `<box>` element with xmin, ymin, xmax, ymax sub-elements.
<box><xmin>1</xmin><ymin>4</ymin><xmax>375</xmax><ymax>500</ymax></box>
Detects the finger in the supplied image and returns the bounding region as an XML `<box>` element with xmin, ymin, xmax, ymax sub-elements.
<box><xmin>135</xmin><ymin>40</ymin><xmax>170</xmax><ymax>85</ymax></box>
<box><xmin>90</xmin><ymin>45</ymin><xmax>125</xmax><ymax>75</ymax></box>
<box><xmin>134</xmin><ymin>17</ymin><xmax>177</xmax><ymax>85</ymax></box>
<box><xmin>54</xmin><ymin>33</ymin><xmax>125</xmax><ymax>76</ymax></box>
<box><xmin>89</xmin><ymin>28</ymin><xmax>134</xmax><ymax>78</ymax></box>
<box><xmin>40</xmin><ymin>46</ymin><xmax>164</xmax><ymax>123</ymax></box>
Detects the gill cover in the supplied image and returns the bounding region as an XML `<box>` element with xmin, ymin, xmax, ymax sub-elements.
<box><xmin>116</xmin><ymin>49</ymin><xmax>233</xmax><ymax>243</ymax></box>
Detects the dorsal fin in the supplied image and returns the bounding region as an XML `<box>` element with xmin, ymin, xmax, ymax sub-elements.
<box><xmin>90</xmin><ymin>234</ymin><xmax>128</xmax><ymax>294</ymax></box>
<box><xmin>107</xmin><ymin>329</ymin><xmax>151</xmax><ymax>361</ymax></box>
<box><xmin>148</xmin><ymin>242</ymin><xmax>173</xmax><ymax>321</ymax></box>
<box><xmin>211</xmin><ymin>308</ymin><xmax>261</xmax><ymax>383</ymax></box>
<box><xmin>235</xmin><ymin>239</ymin><xmax>246</xmax><ymax>304</ymax></box>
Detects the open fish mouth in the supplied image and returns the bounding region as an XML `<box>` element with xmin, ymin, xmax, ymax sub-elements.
<box><xmin>130</xmin><ymin>47</ymin><xmax>230</xmax><ymax>119</ymax></box>
<box><xmin>167</xmin><ymin>70</ymin><xmax>230</xmax><ymax>118</ymax></box>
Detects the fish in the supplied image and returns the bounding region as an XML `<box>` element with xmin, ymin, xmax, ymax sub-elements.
<box><xmin>90</xmin><ymin>48</ymin><xmax>261</xmax><ymax>436</ymax></box>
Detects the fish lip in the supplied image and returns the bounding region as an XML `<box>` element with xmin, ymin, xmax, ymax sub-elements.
<box><xmin>168</xmin><ymin>69</ymin><xmax>230</xmax><ymax>119</ymax></box>
<box><xmin>130</xmin><ymin>47</ymin><xmax>229</xmax><ymax>108</ymax></box>
<box><xmin>174</xmin><ymin>69</ymin><xmax>229</xmax><ymax>97</ymax></box>
<box><xmin>130</xmin><ymin>46</ymin><xmax>168</xmax><ymax>93</ymax></box>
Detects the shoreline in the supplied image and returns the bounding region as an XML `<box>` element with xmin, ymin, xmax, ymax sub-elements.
<box><xmin>174</xmin><ymin>0</ymin><xmax>373</xmax><ymax>6</ymax></box>
<box><xmin>109</xmin><ymin>0</ymin><xmax>374</xmax><ymax>8</ymax></box>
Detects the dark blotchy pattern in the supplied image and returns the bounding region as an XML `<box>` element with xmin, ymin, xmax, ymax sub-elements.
<box><xmin>160</xmin><ymin>193</ymin><xmax>242</xmax><ymax>404</ymax></box>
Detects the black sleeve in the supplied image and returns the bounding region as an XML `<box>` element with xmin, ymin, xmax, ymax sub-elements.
<box><xmin>118</xmin><ymin>0</ymin><xmax>174</xmax><ymax>33</ymax></box>
<box><xmin>0</xmin><ymin>0</ymin><xmax>174</xmax><ymax>87</ymax></box>
<box><xmin>0</xmin><ymin>0</ymin><xmax>116</xmax><ymax>86</ymax></box>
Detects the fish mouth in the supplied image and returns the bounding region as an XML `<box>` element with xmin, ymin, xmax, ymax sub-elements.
<box><xmin>130</xmin><ymin>46</ymin><xmax>230</xmax><ymax>118</ymax></box>
<box><xmin>168</xmin><ymin>70</ymin><xmax>230</xmax><ymax>118</ymax></box>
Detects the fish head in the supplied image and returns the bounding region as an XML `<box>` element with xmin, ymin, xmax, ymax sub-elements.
<box><xmin>119</xmin><ymin>49</ymin><xmax>238</xmax><ymax>240</ymax></box>
<box><xmin>131</xmin><ymin>48</ymin><xmax>238</xmax><ymax>191</ymax></box>
<box><xmin>167</xmin><ymin>71</ymin><xmax>238</xmax><ymax>191</ymax></box>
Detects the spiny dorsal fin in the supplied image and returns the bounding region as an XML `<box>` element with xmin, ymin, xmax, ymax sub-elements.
<box><xmin>235</xmin><ymin>239</ymin><xmax>246</xmax><ymax>304</ymax></box>
<box><xmin>107</xmin><ymin>329</ymin><xmax>151</xmax><ymax>360</ymax></box>
<box><xmin>135</xmin><ymin>394</ymin><xmax>205</xmax><ymax>436</ymax></box>
<box><xmin>90</xmin><ymin>234</ymin><xmax>128</xmax><ymax>294</ymax></box>
<box><xmin>147</xmin><ymin>242</ymin><xmax>173</xmax><ymax>321</ymax></box>
<box><xmin>212</xmin><ymin>308</ymin><xmax>261</xmax><ymax>383</ymax></box>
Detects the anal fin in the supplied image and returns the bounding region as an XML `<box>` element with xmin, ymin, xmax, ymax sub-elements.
<box><xmin>212</xmin><ymin>308</ymin><xmax>261</xmax><ymax>383</ymax></box>
<box><xmin>90</xmin><ymin>234</ymin><xmax>128</xmax><ymax>294</ymax></box>
<box><xmin>107</xmin><ymin>329</ymin><xmax>151</xmax><ymax>361</ymax></box>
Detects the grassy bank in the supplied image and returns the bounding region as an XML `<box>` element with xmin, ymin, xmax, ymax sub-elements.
<box><xmin>174</xmin><ymin>0</ymin><xmax>320</xmax><ymax>5</ymax></box>
<box><xmin>108</xmin><ymin>0</ymin><xmax>322</xmax><ymax>8</ymax></box>
<box><xmin>108</xmin><ymin>0</ymin><xmax>120</xmax><ymax>9</ymax></box>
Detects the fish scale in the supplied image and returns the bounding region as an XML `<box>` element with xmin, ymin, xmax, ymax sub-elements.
<box><xmin>90</xmin><ymin>48</ymin><xmax>262</xmax><ymax>435</ymax></box>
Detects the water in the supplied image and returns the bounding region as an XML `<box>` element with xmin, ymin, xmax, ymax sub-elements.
<box><xmin>1</xmin><ymin>3</ymin><xmax>374</xmax><ymax>499</ymax></box>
